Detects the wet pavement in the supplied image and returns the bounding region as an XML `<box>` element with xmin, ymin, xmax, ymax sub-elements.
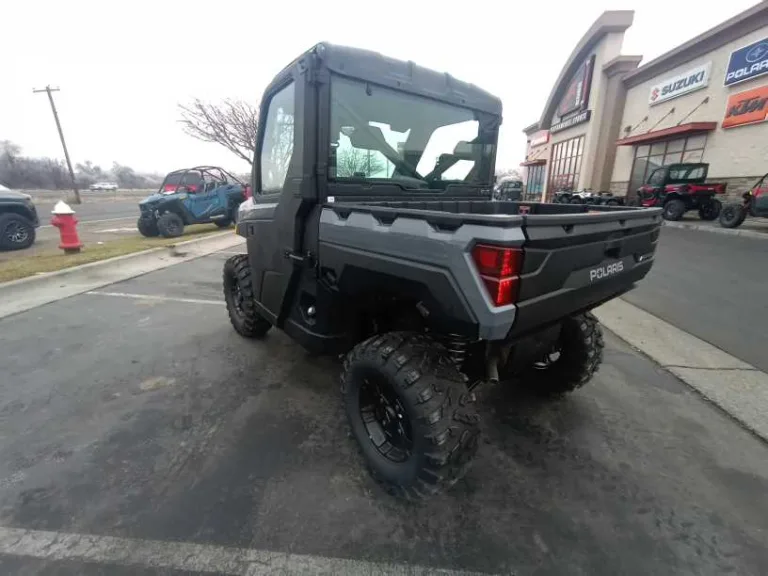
<box><xmin>0</xmin><ymin>249</ymin><xmax>767</xmax><ymax>575</ymax></box>
<box><xmin>627</xmin><ymin>225</ymin><xmax>768</xmax><ymax>372</ymax></box>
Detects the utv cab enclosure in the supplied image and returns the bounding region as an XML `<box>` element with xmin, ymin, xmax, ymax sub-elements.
<box><xmin>637</xmin><ymin>162</ymin><xmax>725</xmax><ymax>221</ymax></box>
<box><xmin>224</xmin><ymin>43</ymin><xmax>662</xmax><ymax>499</ymax></box>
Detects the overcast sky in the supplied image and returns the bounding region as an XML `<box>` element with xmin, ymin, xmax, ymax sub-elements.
<box><xmin>2</xmin><ymin>0</ymin><xmax>759</xmax><ymax>176</ymax></box>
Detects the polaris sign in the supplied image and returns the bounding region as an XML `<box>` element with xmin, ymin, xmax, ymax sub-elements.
<box><xmin>725</xmin><ymin>37</ymin><xmax>768</xmax><ymax>86</ymax></box>
<box><xmin>648</xmin><ymin>62</ymin><xmax>711</xmax><ymax>106</ymax></box>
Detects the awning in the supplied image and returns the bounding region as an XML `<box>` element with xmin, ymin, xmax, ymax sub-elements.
<box><xmin>520</xmin><ymin>159</ymin><xmax>546</xmax><ymax>166</ymax></box>
<box><xmin>616</xmin><ymin>121</ymin><xmax>717</xmax><ymax>146</ymax></box>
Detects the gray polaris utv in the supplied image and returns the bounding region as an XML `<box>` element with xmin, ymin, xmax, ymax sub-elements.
<box><xmin>223</xmin><ymin>43</ymin><xmax>662</xmax><ymax>499</ymax></box>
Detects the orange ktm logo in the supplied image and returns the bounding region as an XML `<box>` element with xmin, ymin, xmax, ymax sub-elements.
<box><xmin>723</xmin><ymin>84</ymin><xmax>768</xmax><ymax>129</ymax></box>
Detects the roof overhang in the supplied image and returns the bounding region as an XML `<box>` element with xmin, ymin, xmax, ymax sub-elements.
<box><xmin>521</xmin><ymin>159</ymin><xmax>547</xmax><ymax>166</ymax></box>
<box><xmin>523</xmin><ymin>121</ymin><xmax>540</xmax><ymax>134</ymax></box>
<box><xmin>616</xmin><ymin>121</ymin><xmax>717</xmax><ymax>146</ymax></box>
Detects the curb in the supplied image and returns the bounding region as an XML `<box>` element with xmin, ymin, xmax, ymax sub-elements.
<box><xmin>594</xmin><ymin>298</ymin><xmax>768</xmax><ymax>443</ymax></box>
<box><xmin>0</xmin><ymin>231</ymin><xmax>245</xmax><ymax>320</ymax></box>
<box><xmin>662</xmin><ymin>219</ymin><xmax>768</xmax><ymax>239</ymax></box>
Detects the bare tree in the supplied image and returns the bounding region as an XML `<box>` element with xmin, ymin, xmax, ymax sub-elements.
<box><xmin>336</xmin><ymin>149</ymin><xmax>386</xmax><ymax>178</ymax></box>
<box><xmin>178</xmin><ymin>99</ymin><xmax>259</xmax><ymax>164</ymax></box>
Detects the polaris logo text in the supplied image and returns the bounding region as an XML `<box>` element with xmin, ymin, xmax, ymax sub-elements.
<box><xmin>589</xmin><ymin>261</ymin><xmax>624</xmax><ymax>282</ymax></box>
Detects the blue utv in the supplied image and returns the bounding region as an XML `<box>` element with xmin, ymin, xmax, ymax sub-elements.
<box><xmin>137</xmin><ymin>166</ymin><xmax>250</xmax><ymax>238</ymax></box>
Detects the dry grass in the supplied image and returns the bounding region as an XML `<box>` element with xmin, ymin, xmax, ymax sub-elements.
<box><xmin>0</xmin><ymin>224</ymin><xmax>225</xmax><ymax>283</ymax></box>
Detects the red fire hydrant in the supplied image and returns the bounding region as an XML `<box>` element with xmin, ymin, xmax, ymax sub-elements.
<box><xmin>50</xmin><ymin>200</ymin><xmax>83</xmax><ymax>254</ymax></box>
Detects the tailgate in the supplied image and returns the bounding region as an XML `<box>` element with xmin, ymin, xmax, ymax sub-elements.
<box><xmin>510</xmin><ymin>208</ymin><xmax>662</xmax><ymax>337</ymax></box>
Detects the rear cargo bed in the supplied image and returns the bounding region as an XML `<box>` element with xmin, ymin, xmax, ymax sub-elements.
<box><xmin>323</xmin><ymin>200</ymin><xmax>662</xmax><ymax>340</ymax></box>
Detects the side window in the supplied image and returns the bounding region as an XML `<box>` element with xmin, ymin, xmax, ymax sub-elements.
<box><xmin>687</xmin><ymin>166</ymin><xmax>705</xmax><ymax>180</ymax></box>
<box><xmin>260</xmin><ymin>82</ymin><xmax>295</xmax><ymax>194</ymax></box>
<box><xmin>648</xmin><ymin>169</ymin><xmax>665</xmax><ymax>186</ymax></box>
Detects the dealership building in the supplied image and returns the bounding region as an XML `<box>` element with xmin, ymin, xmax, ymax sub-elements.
<box><xmin>522</xmin><ymin>2</ymin><xmax>768</xmax><ymax>201</ymax></box>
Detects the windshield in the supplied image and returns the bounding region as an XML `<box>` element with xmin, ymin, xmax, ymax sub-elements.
<box><xmin>162</xmin><ymin>171</ymin><xmax>203</xmax><ymax>190</ymax></box>
<box><xmin>329</xmin><ymin>76</ymin><xmax>497</xmax><ymax>190</ymax></box>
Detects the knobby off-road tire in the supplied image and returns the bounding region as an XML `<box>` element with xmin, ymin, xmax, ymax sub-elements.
<box><xmin>698</xmin><ymin>199</ymin><xmax>721</xmax><ymax>221</ymax></box>
<box><xmin>157</xmin><ymin>212</ymin><xmax>184</xmax><ymax>238</ymax></box>
<box><xmin>342</xmin><ymin>332</ymin><xmax>480</xmax><ymax>500</ymax></box>
<box><xmin>662</xmin><ymin>199</ymin><xmax>686</xmax><ymax>221</ymax></box>
<box><xmin>223</xmin><ymin>254</ymin><xmax>271</xmax><ymax>338</ymax></box>
<box><xmin>0</xmin><ymin>213</ymin><xmax>36</xmax><ymax>250</ymax></box>
<box><xmin>719</xmin><ymin>203</ymin><xmax>747</xmax><ymax>229</ymax></box>
<box><xmin>519</xmin><ymin>312</ymin><xmax>604</xmax><ymax>397</ymax></box>
<box><xmin>137</xmin><ymin>216</ymin><xmax>159</xmax><ymax>237</ymax></box>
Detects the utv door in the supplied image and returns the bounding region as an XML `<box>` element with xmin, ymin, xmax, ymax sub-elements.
<box><xmin>187</xmin><ymin>180</ymin><xmax>222</xmax><ymax>220</ymax></box>
<box><xmin>244</xmin><ymin>67</ymin><xmax>318</xmax><ymax>326</ymax></box>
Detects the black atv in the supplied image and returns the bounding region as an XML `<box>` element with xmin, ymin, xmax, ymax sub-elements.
<box><xmin>137</xmin><ymin>166</ymin><xmax>248</xmax><ymax>238</ymax></box>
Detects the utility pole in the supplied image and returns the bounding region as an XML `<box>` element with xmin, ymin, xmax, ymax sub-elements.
<box><xmin>33</xmin><ymin>85</ymin><xmax>81</xmax><ymax>204</ymax></box>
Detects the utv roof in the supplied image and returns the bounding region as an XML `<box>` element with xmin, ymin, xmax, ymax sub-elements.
<box><xmin>165</xmin><ymin>166</ymin><xmax>243</xmax><ymax>182</ymax></box>
<box><xmin>267</xmin><ymin>42</ymin><xmax>503</xmax><ymax>116</ymax></box>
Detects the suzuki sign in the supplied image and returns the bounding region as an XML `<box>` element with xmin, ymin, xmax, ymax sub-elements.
<box><xmin>724</xmin><ymin>37</ymin><xmax>768</xmax><ymax>86</ymax></box>
<box><xmin>648</xmin><ymin>62</ymin><xmax>711</xmax><ymax>106</ymax></box>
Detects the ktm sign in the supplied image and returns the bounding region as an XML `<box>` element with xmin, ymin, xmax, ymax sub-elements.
<box><xmin>722</xmin><ymin>84</ymin><xmax>768</xmax><ymax>129</ymax></box>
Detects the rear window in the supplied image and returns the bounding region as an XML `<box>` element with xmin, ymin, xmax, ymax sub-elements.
<box><xmin>668</xmin><ymin>166</ymin><xmax>705</xmax><ymax>182</ymax></box>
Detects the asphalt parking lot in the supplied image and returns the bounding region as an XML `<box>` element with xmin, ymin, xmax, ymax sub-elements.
<box><xmin>1</xmin><ymin>249</ymin><xmax>768</xmax><ymax>575</ymax></box>
<box><xmin>627</xmin><ymin>226</ymin><xmax>768</xmax><ymax>372</ymax></box>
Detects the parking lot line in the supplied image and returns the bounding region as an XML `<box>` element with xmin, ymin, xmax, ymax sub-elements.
<box><xmin>86</xmin><ymin>290</ymin><xmax>224</xmax><ymax>306</ymax></box>
<box><xmin>0</xmin><ymin>526</ymin><xmax>490</xmax><ymax>576</ymax></box>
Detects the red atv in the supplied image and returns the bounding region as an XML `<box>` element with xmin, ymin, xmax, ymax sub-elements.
<box><xmin>638</xmin><ymin>163</ymin><xmax>726</xmax><ymax>221</ymax></box>
<box><xmin>719</xmin><ymin>173</ymin><xmax>768</xmax><ymax>229</ymax></box>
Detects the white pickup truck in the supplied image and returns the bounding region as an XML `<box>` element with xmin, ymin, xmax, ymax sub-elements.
<box><xmin>89</xmin><ymin>182</ymin><xmax>118</xmax><ymax>191</ymax></box>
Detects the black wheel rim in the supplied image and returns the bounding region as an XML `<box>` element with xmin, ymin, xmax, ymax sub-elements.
<box><xmin>169</xmin><ymin>221</ymin><xmax>181</xmax><ymax>235</ymax></box>
<box><xmin>359</xmin><ymin>375</ymin><xmax>413</xmax><ymax>463</ymax></box>
<box><xmin>5</xmin><ymin>221</ymin><xmax>29</xmax><ymax>244</ymax></box>
<box><xmin>228</xmin><ymin>276</ymin><xmax>245</xmax><ymax>318</ymax></box>
<box><xmin>723</xmin><ymin>206</ymin><xmax>737</xmax><ymax>222</ymax></box>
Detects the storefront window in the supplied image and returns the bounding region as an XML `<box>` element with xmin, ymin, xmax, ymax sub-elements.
<box><xmin>627</xmin><ymin>134</ymin><xmax>708</xmax><ymax>193</ymax></box>
<box><xmin>682</xmin><ymin>149</ymin><xmax>704</xmax><ymax>162</ymax></box>
<box><xmin>665</xmin><ymin>152</ymin><xmax>682</xmax><ymax>165</ymax></box>
<box><xmin>524</xmin><ymin>164</ymin><xmax>546</xmax><ymax>200</ymax></box>
<box><xmin>547</xmin><ymin>135</ymin><xmax>585</xmax><ymax>198</ymax></box>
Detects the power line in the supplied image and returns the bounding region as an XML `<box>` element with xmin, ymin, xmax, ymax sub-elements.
<box><xmin>32</xmin><ymin>85</ymin><xmax>81</xmax><ymax>204</ymax></box>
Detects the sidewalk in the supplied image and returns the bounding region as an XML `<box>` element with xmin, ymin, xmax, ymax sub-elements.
<box><xmin>0</xmin><ymin>222</ymin><xmax>226</xmax><ymax>282</ymax></box>
<box><xmin>664</xmin><ymin>214</ymin><xmax>768</xmax><ymax>238</ymax></box>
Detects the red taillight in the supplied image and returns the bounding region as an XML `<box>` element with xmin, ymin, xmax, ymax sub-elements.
<box><xmin>471</xmin><ymin>245</ymin><xmax>523</xmax><ymax>307</ymax></box>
